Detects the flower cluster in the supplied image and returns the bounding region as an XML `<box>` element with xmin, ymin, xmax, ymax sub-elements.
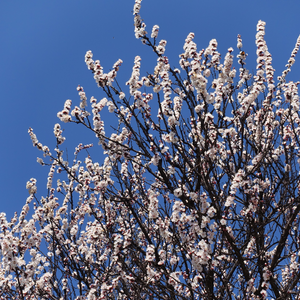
<box><xmin>26</xmin><ymin>178</ymin><xmax>37</xmax><ymax>195</ymax></box>
<box><xmin>57</xmin><ymin>99</ymin><xmax>72</xmax><ymax>123</ymax></box>
<box><xmin>133</xmin><ymin>0</ymin><xmax>146</xmax><ymax>40</ymax></box>
<box><xmin>85</xmin><ymin>50</ymin><xmax>123</xmax><ymax>88</ymax></box>
<box><xmin>53</xmin><ymin>123</ymin><xmax>65</xmax><ymax>145</ymax></box>
<box><xmin>151</xmin><ymin>25</ymin><xmax>159</xmax><ymax>39</ymax></box>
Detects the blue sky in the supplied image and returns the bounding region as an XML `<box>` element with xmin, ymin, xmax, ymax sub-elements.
<box><xmin>1</xmin><ymin>0</ymin><xmax>300</xmax><ymax>219</ymax></box>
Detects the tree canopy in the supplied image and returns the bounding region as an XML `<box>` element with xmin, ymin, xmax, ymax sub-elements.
<box><xmin>1</xmin><ymin>0</ymin><xmax>300</xmax><ymax>299</ymax></box>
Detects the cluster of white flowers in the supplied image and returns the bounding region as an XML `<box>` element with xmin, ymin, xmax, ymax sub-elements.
<box><xmin>26</xmin><ymin>178</ymin><xmax>37</xmax><ymax>195</ymax></box>
<box><xmin>77</xmin><ymin>85</ymin><xmax>87</xmax><ymax>109</ymax></box>
<box><xmin>28</xmin><ymin>127</ymin><xmax>40</xmax><ymax>148</ymax></box>
<box><xmin>133</xmin><ymin>0</ymin><xmax>147</xmax><ymax>40</ymax></box>
<box><xmin>155</xmin><ymin>39</ymin><xmax>167</xmax><ymax>55</ymax></box>
<box><xmin>162</xmin><ymin>131</ymin><xmax>178</xmax><ymax>143</ymax></box>
<box><xmin>279</xmin><ymin>35</ymin><xmax>300</xmax><ymax>83</ymax></box>
<box><xmin>91</xmin><ymin>96</ymin><xmax>106</xmax><ymax>135</ymax></box>
<box><xmin>255</xmin><ymin>20</ymin><xmax>275</xmax><ymax>95</ymax></box>
<box><xmin>181</xmin><ymin>32</ymin><xmax>197</xmax><ymax>62</ymax></box>
<box><xmin>53</xmin><ymin>123</ymin><xmax>65</xmax><ymax>145</ymax></box>
<box><xmin>57</xmin><ymin>99</ymin><xmax>72</xmax><ymax>123</ymax></box>
<box><xmin>237</xmin><ymin>34</ymin><xmax>243</xmax><ymax>49</ymax></box>
<box><xmin>151</xmin><ymin>25</ymin><xmax>159</xmax><ymax>39</ymax></box>
<box><xmin>230</xmin><ymin>169</ymin><xmax>245</xmax><ymax>196</ymax></box>
<box><xmin>85</xmin><ymin>50</ymin><xmax>123</xmax><ymax>88</ymax></box>
<box><xmin>28</xmin><ymin>127</ymin><xmax>51</xmax><ymax>156</ymax></box>
<box><xmin>148</xmin><ymin>189</ymin><xmax>159</xmax><ymax>219</ymax></box>
<box><xmin>126</xmin><ymin>56</ymin><xmax>142</xmax><ymax>96</ymax></box>
<box><xmin>46</xmin><ymin>161</ymin><xmax>57</xmax><ymax>189</ymax></box>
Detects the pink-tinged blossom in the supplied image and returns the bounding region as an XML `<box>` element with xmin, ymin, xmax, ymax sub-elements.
<box><xmin>220</xmin><ymin>218</ymin><xmax>226</xmax><ymax>226</ymax></box>
<box><xmin>53</xmin><ymin>123</ymin><xmax>65</xmax><ymax>145</ymax></box>
<box><xmin>237</xmin><ymin>34</ymin><xmax>243</xmax><ymax>49</ymax></box>
<box><xmin>156</xmin><ymin>39</ymin><xmax>167</xmax><ymax>55</ymax></box>
<box><xmin>151</xmin><ymin>25</ymin><xmax>159</xmax><ymax>39</ymax></box>
<box><xmin>133</xmin><ymin>1</ymin><xmax>146</xmax><ymax>40</ymax></box>
<box><xmin>145</xmin><ymin>244</ymin><xmax>155</xmax><ymax>262</ymax></box>
<box><xmin>119</xmin><ymin>92</ymin><xmax>125</xmax><ymax>100</ymax></box>
<box><xmin>26</xmin><ymin>178</ymin><xmax>37</xmax><ymax>195</ymax></box>
<box><xmin>173</xmin><ymin>188</ymin><xmax>183</xmax><ymax>198</ymax></box>
<box><xmin>207</xmin><ymin>206</ymin><xmax>216</xmax><ymax>217</ymax></box>
<box><xmin>57</xmin><ymin>99</ymin><xmax>72</xmax><ymax>123</ymax></box>
<box><xmin>148</xmin><ymin>189</ymin><xmax>159</xmax><ymax>219</ymax></box>
<box><xmin>77</xmin><ymin>85</ymin><xmax>87</xmax><ymax>109</ymax></box>
<box><xmin>133</xmin><ymin>0</ymin><xmax>142</xmax><ymax>15</ymax></box>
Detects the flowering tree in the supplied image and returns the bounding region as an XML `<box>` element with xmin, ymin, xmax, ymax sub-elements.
<box><xmin>1</xmin><ymin>1</ymin><xmax>300</xmax><ymax>299</ymax></box>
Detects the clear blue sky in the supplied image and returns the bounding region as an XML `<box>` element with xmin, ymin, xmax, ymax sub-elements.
<box><xmin>1</xmin><ymin>0</ymin><xmax>299</xmax><ymax>219</ymax></box>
